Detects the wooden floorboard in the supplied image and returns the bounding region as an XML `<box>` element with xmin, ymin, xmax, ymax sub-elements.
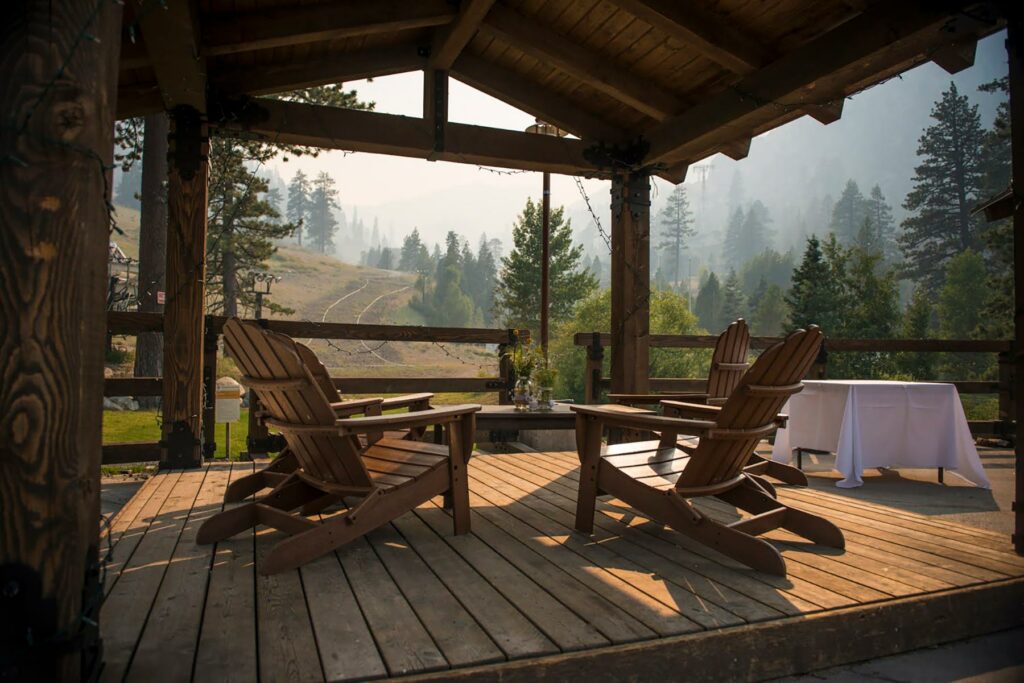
<box><xmin>100</xmin><ymin>451</ymin><xmax>1024</xmax><ymax>683</ymax></box>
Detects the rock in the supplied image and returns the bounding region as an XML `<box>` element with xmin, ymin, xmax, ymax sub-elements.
<box><xmin>103</xmin><ymin>397</ymin><xmax>124</xmax><ymax>411</ymax></box>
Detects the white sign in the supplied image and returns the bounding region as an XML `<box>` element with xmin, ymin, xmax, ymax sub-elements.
<box><xmin>156</xmin><ymin>291</ymin><xmax>165</xmax><ymax>305</ymax></box>
<box><xmin>215</xmin><ymin>377</ymin><xmax>243</xmax><ymax>423</ymax></box>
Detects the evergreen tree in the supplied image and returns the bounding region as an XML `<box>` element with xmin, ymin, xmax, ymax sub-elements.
<box><xmin>286</xmin><ymin>169</ymin><xmax>311</xmax><ymax>245</ymax></box>
<box><xmin>206</xmin><ymin>138</ymin><xmax>296</xmax><ymax>316</ymax></box>
<box><xmin>854</xmin><ymin>216</ymin><xmax>881</xmax><ymax>254</ymax></box>
<box><xmin>741</xmin><ymin>201</ymin><xmax>774</xmax><ymax>260</ymax></box>
<box><xmin>937</xmin><ymin>250</ymin><xmax>991</xmax><ymax>377</ymax></box>
<box><xmin>748</xmin><ymin>275</ymin><xmax>769</xmax><ymax>314</ymax></box>
<box><xmin>721</xmin><ymin>270</ymin><xmax>746</xmax><ymax>326</ymax></box>
<box><xmin>399</xmin><ymin>228</ymin><xmax>431</xmax><ymax>272</ymax></box>
<box><xmin>830</xmin><ymin>179</ymin><xmax>868</xmax><ymax>244</ymax></box>
<box><xmin>378</xmin><ymin>247</ymin><xmax>394</xmax><ymax>270</ymax></box>
<box><xmin>897</xmin><ymin>286</ymin><xmax>936</xmax><ymax>378</ymax></box>
<box><xmin>656</xmin><ymin>185</ymin><xmax>695</xmax><ymax>288</ymax></box>
<box><xmin>837</xmin><ymin>246</ymin><xmax>900</xmax><ymax>377</ymax></box>
<box><xmin>114</xmin><ymin>162</ymin><xmax>142</xmax><ymax>209</ymax></box>
<box><xmin>693</xmin><ymin>272</ymin><xmax>723</xmax><ymax>332</ymax></box>
<box><xmin>473</xmin><ymin>236</ymin><xmax>499</xmax><ymax>324</ymax></box>
<box><xmin>899</xmin><ymin>82</ymin><xmax>986</xmax><ymax>290</ymax></box>
<box><xmin>865</xmin><ymin>185</ymin><xmax>897</xmax><ymax>263</ymax></box>
<box><xmin>738</xmin><ymin>248</ymin><xmax>794</xmax><ymax>298</ymax></box>
<box><xmin>751</xmin><ymin>284</ymin><xmax>788</xmax><ymax>336</ymax></box>
<box><xmin>977</xmin><ymin>77</ymin><xmax>1013</xmax><ymax>339</ymax></box>
<box><xmin>495</xmin><ymin>199</ymin><xmax>597</xmax><ymax>331</ymax></box>
<box><xmin>786</xmin><ymin>235</ymin><xmax>846</xmax><ymax>337</ymax></box>
<box><xmin>307</xmin><ymin>172</ymin><xmax>339</xmax><ymax>253</ymax></box>
<box><xmin>723</xmin><ymin>207</ymin><xmax>745</xmax><ymax>269</ymax></box>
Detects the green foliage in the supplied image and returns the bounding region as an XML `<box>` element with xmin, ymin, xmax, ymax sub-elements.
<box><xmin>307</xmin><ymin>172</ymin><xmax>339</xmax><ymax>253</ymax></box>
<box><xmin>693</xmin><ymin>271</ymin><xmax>723</xmax><ymax>332</ymax></box>
<box><xmin>866</xmin><ymin>185</ymin><xmax>897</xmax><ymax>264</ymax></box>
<box><xmin>977</xmin><ymin>77</ymin><xmax>1013</xmax><ymax>340</ymax></box>
<box><xmin>286</xmin><ymin>169</ymin><xmax>311</xmax><ymax>245</ymax></box>
<box><xmin>738</xmin><ymin>248</ymin><xmax>794</xmax><ymax>299</ymax></box>
<box><xmin>899</xmin><ymin>82</ymin><xmax>987</xmax><ymax>291</ymax></box>
<box><xmin>896</xmin><ymin>285</ymin><xmax>936</xmax><ymax>378</ymax></box>
<box><xmin>721</xmin><ymin>270</ymin><xmax>746</xmax><ymax>325</ymax></box>
<box><xmin>751</xmin><ymin>284</ymin><xmax>788</xmax><ymax>336</ymax></box>
<box><xmin>495</xmin><ymin>199</ymin><xmax>597</xmax><ymax>332</ymax></box>
<box><xmin>656</xmin><ymin>185</ymin><xmax>695</xmax><ymax>287</ymax></box>
<box><xmin>550</xmin><ymin>288</ymin><xmax>707</xmax><ymax>403</ymax></box>
<box><xmin>724</xmin><ymin>201</ymin><xmax>774</xmax><ymax>269</ymax></box>
<box><xmin>786</xmin><ymin>235</ymin><xmax>846</xmax><ymax>336</ymax></box>
<box><xmin>830</xmin><ymin>179</ymin><xmax>868</xmax><ymax>244</ymax></box>
<box><xmin>937</xmin><ymin>250</ymin><xmax>993</xmax><ymax>379</ymax></box>
<box><xmin>398</xmin><ymin>228</ymin><xmax>432</xmax><ymax>273</ymax></box>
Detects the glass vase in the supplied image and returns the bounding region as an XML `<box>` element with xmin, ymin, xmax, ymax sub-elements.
<box><xmin>513</xmin><ymin>377</ymin><xmax>531</xmax><ymax>411</ymax></box>
<box><xmin>536</xmin><ymin>386</ymin><xmax>555</xmax><ymax>411</ymax></box>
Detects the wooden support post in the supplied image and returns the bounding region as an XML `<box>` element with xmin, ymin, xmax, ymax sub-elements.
<box><xmin>1009</xmin><ymin>10</ymin><xmax>1024</xmax><ymax>555</ymax></box>
<box><xmin>609</xmin><ymin>172</ymin><xmax>651</xmax><ymax>395</ymax></box>
<box><xmin>541</xmin><ymin>170</ymin><xmax>551</xmax><ymax>355</ymax></box>
<box><xmin>584</xmin><ymin>332</ymin><xmax>605</xmax><ymax>404</ymax></box>
<box><xmin>498</xmin><ymin>335</ymin><xmax>513</xmax><ymax>405</ymax></box>
<box><xmin>202</xmin><ymin>319</ymin><xmax>218</xmax><ymax>458</ymax></box>
<box><xmin>161</xmin><ymin>105</ymin><xmax>209</xmax><ymax>468</ymax></box>
<box><xmin>423</xmin><ymin>68</ymin><xmax>448</xmax><ymax>153</ymax></box>
<box><xmin>999</xmin><ymin>349</ymin><xmax>1013</xmax><ymax>441</ymax></box>
<box><xmin>0</xmin><ymin>0</ymin><xmax>121</xmax><ymax>679</ymax></box>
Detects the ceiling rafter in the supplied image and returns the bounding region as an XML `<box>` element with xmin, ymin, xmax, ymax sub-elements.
<box><xmin>645</xmin><ymin>2</ymin><xmax>997</xmax><ymax>165</ymax></box>
<box><xmin>429</xmin><ymin>0</ymin><xmax>496</xmax><ymax>70</ymax></box>
<box><xmin>202</xmin><ymin>0</ymin><xmax>455</xmax><ymax>57</ymax></box>
<box><xmin>479</xmin><ymin>4</ymin><xmax>685</xmax><ymax>121</ymax></box>
<box><xmin>133</xmin><ymin>0</ymin><xmax>205</xmax><ymax>111</ymax></box>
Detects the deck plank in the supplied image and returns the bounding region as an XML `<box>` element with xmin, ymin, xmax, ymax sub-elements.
<box><xmin>100</xmin><ymin>469</ymin><xmax>206</xmax><ymax>683</ymax></box>
<box><xmin>127</xmin><ymin>464</ymin><xmax>229</xmax><ymax>682</ymax></box>
<box><xmin>103</xmin><ymin>473</ymin><xmax>160</xmax><ymax>548</ymax></box>
<box><xmin>390</xmin><ymin>511</ymin><xmax>559</xmax><ymax>661</ymax></box>
<box><xmin>193</xmin><ymin>461</ymin><xmax>259</xmax><ymax>683</ymax></box>
<box><xmin>338</xmin><ymin>534</ymin><xmax>448</xmax><ymax>677</ymax></box>
<box><xmin>414</xmin><ymin>503</ymin><xmax>610</xmax><ymax>652</ymax></box>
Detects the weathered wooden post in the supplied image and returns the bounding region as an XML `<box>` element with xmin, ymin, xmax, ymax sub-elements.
<box><xmin>584</xmin><ymin>332</ymin><xmax>604</xmax><ymax>404</ymax></box>
<box><xmin>202</xmin><ymin>319</ymin><xmax>218</xmax><ymax>458</ymax></box>
<box><xmin>160</xmin><ymin>106</ymin><xmax>209</xmax><ymax>468</ymax></box>
<box><xmin>1007</xmin><ymin>9</ymin><xmax>1024</xmax><ymax>555</ymax></box>
<box><xmin>999</xmin><ymin>349</ymin><xmax>1013</xmax><ymax>441</ymax></box>
<box><xmin>0</xmin><ymin>0</ymin><xmax>121</xmax><ymax>679</ymax></box>
<box><xmin>609</xmin><ymin>172</ymin><xmax>651</xmax><ymax>395</ymax></box>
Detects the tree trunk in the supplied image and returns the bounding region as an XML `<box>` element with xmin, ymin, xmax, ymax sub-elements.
<box><xmin>134</xmin><ymin>113</ymin><xmax>168</xmax><ymax>408</ymax></box>
<box><xmin>0</xmin><ymin>0</ymin><xmax>121</xmax><ymax>680</ymax></box>
<box><xmin>223</xmin><ymin>225</ymin><xmax>237</xmax><ymax>317</ymax></box>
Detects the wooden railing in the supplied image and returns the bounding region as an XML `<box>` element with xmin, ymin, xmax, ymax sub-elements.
<box><xmin>103</xmin><ymin>311</ymin><xmax>528</xmax><ymax>464</ymax></box>
<box><xmin>574</xmin><ymin>331</ymin><xmax>1014</xmax><ymax>439</ymax></box>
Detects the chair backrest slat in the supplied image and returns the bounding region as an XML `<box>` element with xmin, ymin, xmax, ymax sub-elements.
<box><xmin>223</xmin><ymin>319</ymin><xmax>372</xmax><ymax>487</ymax></box>
<box><xmin>294</xmin><ymin>341</ymin><xmax>343</xmax><ymax>402</ymax></box>
<box><xmin>677</xmin><ymin>326</ymin><xmax>822</xmax><ymax>490</ymax></box>
<box><xmin>705</xmin><ymin>319</ymin><xmax>751</xmax><ymax>405</ymax></box>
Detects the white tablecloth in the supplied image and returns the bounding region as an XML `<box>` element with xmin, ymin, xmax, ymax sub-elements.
<box><xmin>770</xmin><ymin>380</ymin><xmax>990</xmax><ymax>489</ymax></box>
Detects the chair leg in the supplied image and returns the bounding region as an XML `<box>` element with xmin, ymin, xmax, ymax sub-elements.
<box><xmin>718</xmin><ymin>480</ymin><xmax>845</xmax><ymax>550</ymax></box>
<box><xmin>745</xmin><ymin>473</ymin><xmax>777</xmax><ymax>499</ymax></box>
<box><xmin>224</xmin><ymin>450</ymin><xmax>299</xmax><ymax>502</ymax></box>
<box><xmin>198</xmin><ymin>474</ymin><xmax>322</xmax><ymax>544</ymax></box>
<box><xmin>300</xmin><ymin>493</ymin><xmax>339</xmax><ymax>516</ymax></box>
<box><xmin>747</xmin><ymin>454</ymin><xmax>809</xmax><ymax>486</ymax></box>
<box><xmin>574</xmin><ymin>416</ymin><xmax>603</xmax><ymax>534</ymax></box>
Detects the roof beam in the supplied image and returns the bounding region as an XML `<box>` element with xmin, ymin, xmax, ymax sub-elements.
<box><xmin>931</xmin><ymin>40</ymin><xmax>978</xmax><ymax>74</ymax></box>
<box><xmin>210</xmin><ymin>98</ymin><xmax>608</xmax><ymax>176</ymax></box>
<box><xmin>480</xmin><ymin>4</ymin><xmax>684</xmax><ymax>120</ymax></box>
<box><xmin>203</xmin><ymin>0</ymin><xmax>455</xmax><ymax>57</ymax></box>
<box><xmin>210</xmin><ymin>43</ymin><xmax>426</xmax><ymax>96</ymax></box>
<box><xmin>607</xmin><ymin>0</ymin><xmax>770</xmax><ymax>74</ymax></box>
<box><xmin>430</xmin><ymin>0</ymin><xmax>496</xmax><ymax>69</ymax></box>
<box><xmin>645</xmin><ymin>2</ymin><xmax>996</xmax><ymax>164</ymax></box>
<box><xmin>133</xmin><ymin>0</ymin><xmax>205</xmax><ymax>111</ymax></box>
<box><xmin>451</xmin><ymin>54</ymin><xmax>626</xmax><ymax>141</ymax></box>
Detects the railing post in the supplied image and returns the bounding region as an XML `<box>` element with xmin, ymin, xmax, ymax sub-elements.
<box><xmin>1000</xmin><ymin>349</ymin><xmax>1014</xmax><ymax>443</ymax></box>
<box><xmin>584</xmin><ymin>332</ymin><xmax>604</xmax><ymax>404</ymax></box>
<box><xmin>202</xmin><ymin>317</ymin><xmax>218</xmax><ymax>458</ymax></box>
<box><xmin>812</xmin><ymin>341</ymin><xmax>828</xmax><ymax>379</ymax></box>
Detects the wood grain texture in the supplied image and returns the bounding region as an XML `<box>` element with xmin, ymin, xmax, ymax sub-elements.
<box><xmin>0</xmin><ymin>0</ymin><xmax>121</xmax><ymax>679</ymax></box>
<box><xmin>609</xmin><ymin>173</ymin><xmax>650</xmax><ymax>395</ymax></box>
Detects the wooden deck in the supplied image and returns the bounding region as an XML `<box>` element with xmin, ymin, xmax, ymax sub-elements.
<box><xmin>100</xmin><ymin>451</ymin><xmax>1024</xmax><ymax>682</ymax></box>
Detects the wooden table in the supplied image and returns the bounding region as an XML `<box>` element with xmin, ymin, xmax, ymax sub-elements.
<box><xmin>434</xmin><ymin>403</ymin><xmax>653</xmax><ymax>443</ymax></box>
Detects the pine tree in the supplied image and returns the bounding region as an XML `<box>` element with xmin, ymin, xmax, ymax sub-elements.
<box><xmin>786</xmin><ymin>235</ymin><xmax>846</xmax><ymax>337</ymax></box>
<box><xmin>977</xmin><ymin>77</ymin><xmax>1013</xmax><ymax>339</ymax></box>
<box><xmin>854</xmin><ymin>217</ymin><xmax>881</xmax><ymax>254</ymax></box>
<box><xmin>742</xmin><ymin>201</ymin><xmax>774</xmax><ymax>259</ymax></box>
<box><xmin>720</xmin><ymin>270</ymin><xmax>746</xmax><ymax>327</ymax></box>
<box><xmin>206</xmin><ymin>138</ymin><xmax>296</xmax><ymax>316</ymax></box>
<box><xmin>899</xmin><ymin>82</ymin><xmax>986</xmax><ymax>290</ymax></box>
<box><xmin>286</xmin><ymin>170</ymin><xmax>311</xmax><ymax>245</ymax></box>
<box><xmin>838</xmin><ymin>246</ymin><xmax>900</xmax><ymax>377</ymax></box>
<box><xmin>830</xmin><ymin>179</ymin><xmax>868</xmax><ymax>244</ymax></box>
<box><xmin>751</xmin><ymin>284</ymin><xmax>788</xmax><ymax>336</ymax></box>
<box><xmin>494</xmin><ymin>199</ymin><xmax>597</xmax><ymax>331</ymax></box>
<box><xmin>656</xmin><ymin>185</ymin><xmax>695</xmax><ymax>288</ymax></box>
<box><xmin>897</xmin><ymin>286</ymin><xmax>936</xmax><ymax>379</ymax></box>
<box><xmin>748</xmin><ymin>275</ymin><xmax>769</xmax><ymax>314</ymax></box>
<box><xmin>693</xmin><ymin>272</ymin><xmax>722</xmax><ymax>332</ymax></box>
<box><xmin>723</xmin><ymin>207</ymin><xmax>745</xmax><ymax>269</ymax></box>
<box><xmin>307</xmin><ymin>172</ymin><xmax>339</xmax><ymax>253</ymax></box>
<box><xmin>473</xmin><ymin>236</ymin><xmax>499</xmax><ymax>324</ymax></box>
<box><xmin>399</xmin><ymin>229</ymin><xmax>431</xmax><ymax>272</ymax></box>
<box><xmin>865</xmin><ymin>185</ymin><xmax>896</xmax><ymax>263</ymax></box>
<box><xmin>937</xmin><ymin>250</ymin><xmax>991</xmax><ymax>377</ymax></box>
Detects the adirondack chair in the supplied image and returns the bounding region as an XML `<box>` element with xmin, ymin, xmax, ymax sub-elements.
<box><xmin>608</xmin><ymin>318</ymin><xmax>750</xmax><ymax>407</ymax></box>
<box><xmin>571</xmin><ymin>327</ymin><xmax>844</xmax><ymax>576</ymax></box>
<box><xmin>198</xmin><ymin>318</ymin><xmax>480</xmax><ymax>574</ymax></box>
<box><xmin>223</xmin><ymin>331</ymin><xmax>434</xmax><ymax>503</ymax></box>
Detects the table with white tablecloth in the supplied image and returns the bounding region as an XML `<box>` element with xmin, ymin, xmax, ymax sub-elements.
<box><xmin>770</xmin><ymin>380</ymin><xmax>990</xmax><ymax>489</ymax></box>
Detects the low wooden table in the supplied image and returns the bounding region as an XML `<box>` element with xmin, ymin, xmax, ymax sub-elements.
<box><xmin>433</xmin><ymin>403</ymin><xmax>654</xmax><ymax>444</ymax></box>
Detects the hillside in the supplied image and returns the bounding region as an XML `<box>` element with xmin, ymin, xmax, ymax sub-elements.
<box><xmin>108</xmin><ymin>206</ymin><xmax>500</xmax><ymax>395</ymax></box>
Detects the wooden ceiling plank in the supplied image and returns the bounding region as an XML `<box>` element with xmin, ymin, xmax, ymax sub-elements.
<box><xmin>607</xmin><ymin>0</ymin><xmax>770</xmax><ymax>74</ymax></box>
<box><xmin>210</xmin><ymin>98</ymin><xmax>606</xmax><ymax>176</ymax></box>
<box><xmin>451</xmin><ymin>53</ymin><xmax>625</xmax><ymax>141</ymax></box>
<box><xmin>204</xmin><ymin>0</ymin><xmax>455</xmax><ymax>57</ymax></box>
<box><xmin>480</xmin><ymin>4</ymin><xmax>684</xmax><ymax>120</ymax></box>
<box><xmin>646</xmin><ymin>2</ymin><xmax>996</xmax><ymax>164</ymax></box>
<box><xmin>134</xmin><ymin>0</ymin><xmax>205</xmax><ymax>111</ymax></box>
<box><xmin>429</xmin><ymin>0</ymin><xmax>497</xmax><ymax>69</ymax></box>
<box><xmin>210</xmin><ymin>43</ymin><xmax>426</xmax><ymax>96</ymax></box>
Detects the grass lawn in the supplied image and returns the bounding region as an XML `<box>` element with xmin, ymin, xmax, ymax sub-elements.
<box><xmin>103</xmin><ymin>409</ymin><xmax>250</xmax><ymax>460</ymax></box>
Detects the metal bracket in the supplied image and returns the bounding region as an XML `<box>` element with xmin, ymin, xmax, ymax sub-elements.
<box><xmin>159</xmin><ymin>421</ymin><xmax>201</xmax><ymax>467</ymax></box>
<box><xmin>247</xmin><ymin>433</ymin><xmax>287</xmax><ymax>454</ymax></box>
<box><xmin>485</xmin><ymin>380</ymin><xmax>505</xmax><ymax>389</ymax></box>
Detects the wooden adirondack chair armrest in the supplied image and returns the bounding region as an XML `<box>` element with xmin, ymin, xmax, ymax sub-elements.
<box><xmin>607</xmin><ymin>392</ymin><xmax>710</xmax><ymax>405</ymax></box>
<box><xmin>379</xmin><ymin>393</ymin><xmax>434</xmax><ymax>410</ymax></box>
<box><xmin>570</xmin><ymin>405</ymin><xmax>715</xmax><ymax>437</ymax></box>
<box><xmin>336</xmin><ymin>404</ymin><xmax>481</xmax><ymax>434</ymax></box>
<box><xmin>660</xmin><ymin>400</ymin><xmax>721</xmax><ymax>419</ymax></box>
<box><xmin>330</xmin><ymin>397</ymin><xmax>384</xmax><ymax>416</ymax></box>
